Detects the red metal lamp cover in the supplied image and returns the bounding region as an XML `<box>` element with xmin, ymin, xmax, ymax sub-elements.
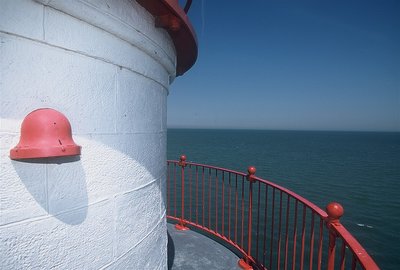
<box><xmin>10</xmin><ymin>108</ymin><xmax>81</xmax><ymax>160</ymax></box>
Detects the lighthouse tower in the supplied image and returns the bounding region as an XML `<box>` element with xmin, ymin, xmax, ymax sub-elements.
<box><xmin>0</xmin><ymin>0</ymin><xmax>197</xmax><ymax>269</ymax></box>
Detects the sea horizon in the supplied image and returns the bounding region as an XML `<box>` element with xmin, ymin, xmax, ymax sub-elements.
<box><xmin>167</xmin><ymin>126</ymin><xmax>400</xmax><ymax>133</ymax></box>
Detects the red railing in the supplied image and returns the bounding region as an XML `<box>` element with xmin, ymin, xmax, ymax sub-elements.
<box><xmin>166</xmin><ymin>155</ymin><xmax>380</xmax><ymax>270</ymax></box>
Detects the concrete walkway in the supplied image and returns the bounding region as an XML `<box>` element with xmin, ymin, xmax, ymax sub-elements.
<box><xmin>167</xmin><ymin>223</ymin><xmax>241</xmax><ymax>270</ymax></box>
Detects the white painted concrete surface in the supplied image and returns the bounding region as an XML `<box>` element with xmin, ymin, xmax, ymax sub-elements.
<box><xmin>0</xmin><ymin>0</ymin><xmax>174</xmax><ymax>269</ymax></box>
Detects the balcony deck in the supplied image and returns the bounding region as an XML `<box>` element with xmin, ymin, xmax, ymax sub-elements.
<box><xmin>167</xmin><ymin>223</ymin><xmax>241</xmax><ymax>270</ymax></box>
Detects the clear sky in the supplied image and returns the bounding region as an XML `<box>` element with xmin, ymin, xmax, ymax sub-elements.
<box><xmin>168</xmin><ymin>0</ymin><xmax>400</xmax><ymax>132</ymax></box>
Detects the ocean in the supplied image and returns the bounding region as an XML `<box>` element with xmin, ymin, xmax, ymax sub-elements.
<box><xmin>167</xmin><ymin>129</ymin><xmax>400</xmax><ymax>270</ymax></box>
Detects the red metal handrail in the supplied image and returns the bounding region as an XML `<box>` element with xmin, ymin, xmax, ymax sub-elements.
<box><xmin>166</xmin><ymin>155</ymin><xmax>380</xmax><ymax>270</ymax></box>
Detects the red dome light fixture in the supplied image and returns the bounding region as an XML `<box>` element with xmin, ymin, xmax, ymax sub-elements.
<box><xmin>10</xmin><ymin>108</ymin><xmax>81</xmax><ymax>160</ymax></box>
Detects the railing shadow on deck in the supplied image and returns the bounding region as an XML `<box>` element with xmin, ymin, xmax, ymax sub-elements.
<box><xmin>166</xmin><ymin>155</ymin><xmax>380</xmax><ymax>270</ymax></box>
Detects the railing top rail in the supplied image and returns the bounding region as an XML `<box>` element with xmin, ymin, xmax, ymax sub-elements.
<box><xmin>170</xmin><ymin>160</ymin><xmax>248</xmax><ymax>176</ymax></box>
<box><xmin>168</xmin><ymin>159</ymin><xmax>327</xmax><ymax>218</ymax></box>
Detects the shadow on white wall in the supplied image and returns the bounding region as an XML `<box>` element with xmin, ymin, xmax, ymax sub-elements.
<box><xmin>9</xmin><ymin>135</ymin><xmax>165</xmax><ymax>226</ymax></box>
<box><xmin>12</xmin><ymin>156</ymin><xmax>88</xmax><ymax>225</ymax></box>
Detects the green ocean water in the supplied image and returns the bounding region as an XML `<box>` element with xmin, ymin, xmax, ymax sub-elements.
<box><xmin>167</xmin><ymin>129</ymin><xmax>400</xmax><ymax>270</ymax></box>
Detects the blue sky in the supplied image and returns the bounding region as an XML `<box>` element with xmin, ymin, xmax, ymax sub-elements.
<box><xmin>168</xmin><ymin>0</ymin><xmax>399</xmax><ymax>131</ymax></box>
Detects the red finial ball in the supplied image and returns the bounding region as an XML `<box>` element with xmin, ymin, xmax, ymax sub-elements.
<box><xmin>180</xmin><ymin>155</ymin><xmax>186</xmax><ymax>162</ymax></box>
<box><xmin>247</xmin><ymin>166</ymin><xmax>256</xmax><ymax>175</ymax></box>
<box><xmin>326</xmin><ymin>202</ymin><xmax>344</xmax><ymax>220</ymax></box>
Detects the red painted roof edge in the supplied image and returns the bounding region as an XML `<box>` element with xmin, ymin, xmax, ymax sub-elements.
<box><xmin>137</xmin><ymin>0</ymin><xmax>198</xmax><ymax>76</ymax></box>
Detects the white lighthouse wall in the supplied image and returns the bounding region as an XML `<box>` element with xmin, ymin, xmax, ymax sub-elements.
<box><xmin>0</xmin><ymin>0</ymin><xmax>174</xmax><ymax>269</ymax></box>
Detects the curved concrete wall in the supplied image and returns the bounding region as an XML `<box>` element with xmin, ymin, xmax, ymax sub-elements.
<box><xmin>0</xmin><ymin>0</ymin><xmax>175</xmax><ymax>268</ymax></box>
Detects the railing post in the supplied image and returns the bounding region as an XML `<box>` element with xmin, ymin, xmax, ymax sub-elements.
<box><xmin>325</xmin><ymin>202</ymin><xmax>344</xmax><ymax>270</ymax></box>
<box><xmin>238</xmin><ymin>166</ymin><xmax>256</xmax><ymax>270</ymax></box>
<box><xmin>175</xmin><ymin>155</ymin><xmax>189</xmax><ymax>231</ymax></box>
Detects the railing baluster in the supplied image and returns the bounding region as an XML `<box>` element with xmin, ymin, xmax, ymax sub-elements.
<box><xmin>202</xmin><ymin>166</ymin><xmax>205</xmax><ymax>226</ymax></box>
<box><xmin>270</xmin><ymin>188</ymin><xmax>276</xmax><ymax>270</ymax></box>
<box><xmin>167</xmin><ymin>162</ymin><xmax>170</xmax><ymax>215</ymax></box>
<box><xmin>300</xmin><ymin>204</ymin><xmax>306</xmax><ymax>270</ymax></box>
<box><xmin>256</xmin><ymin>181</ymin><xmax>261</xmax><ymax>261</ymax></box>
<box><xmin>277</xmin><ymin>191</ymin><xmax>283</xmax><ymax>270</ymax></box>
<box><xmin>328</xmin><ymin>228</ymin><xmax>337</xmax><ymax>270</ymax></box>
<box><xmin>174</xmin><ymin>162</ymin><xmax>177</xmax><ymax>218</ymax></box>
<box><xmin>189</xmin><ymin>164</ymin><xmax>192</xmax><ymax>221</ymax></box>
<box><xmin>208</xmin><ymin>168</ymin><xmax>211</xmax><ymax>229</ymax></box>
<box><xmin>196</xmin><ymin>166</ymin><xmax>199</xmax><ymax>224</ymax></box>
<box><xmin>228</xmin><ymin>172</ymin><xmax>232</xmax><ymax>240</ymax></box>
<box><xmin>292</xmin><ymin>200</ymin><xmax>299</xmax><ymax>270</ymax></box>
<box><xmin>263</xmin><ymin>185</ymin><xmax>269</xmax><ymax>267</ymax></box>
<box><xmin>351</xmin><ymin>254</ymin><xmax>357</xmax><ymax>270</ymax></box>
<box><xmin>340</xmin><ymin>240</ymin><xmax>346</xmax><ymax>270</ymax></box>
<box><xmin>235</xmin><ymin>174</ymin><xmax>238</xmax><ymax>244</ymax></box>
<box><xmin>215</xmin><ymin>169</ymin><xmax>218</xmax><ymax>233</ymax></box>
<box><xmin>241</xmin><ymin>176</ymin><xmax>245</xmax><ymax>248</ymax></box>
<box><xmin>309</xmin><ymin>212</ymin><xmax>315</xmax><ymax>270</ymax></box>
<box><xmin>247</xmin><ymin>168</ymin><xmax>255</xmax><ymax>266</ymax></box>
<box><xmin>222</xmin><ymin>171</ymin><xmax>225</xmax><ymax>236</ymax></box>
<box><xmin>284</xmin><ymin>196</ymin><xmax>291</xmax><ymax>270</ymax></box>
<box><xmin>317</xmin><ymin>218</ymin><xmax>324</xmax><ymax>270</ymax></box>
<box><xmin>175</xmin><ymin>155</ymin><xmax>189</xmax><ymax>231</ymax></box>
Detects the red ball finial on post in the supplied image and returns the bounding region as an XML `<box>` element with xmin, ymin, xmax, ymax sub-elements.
<box><xmin>178</xmin><ymin>154</ymin><xmax>187</xmax><ymax>167</ymax></box>
<box><xmin>326</xmin><ymin>202</ymin><xmax>344</xmax><ymax>224</ymax></box>
<box><xmin>247</xmin><ymin>166</ymin><xmax>256</xmax><ymax>175</ymax></box>
<box><xmin>247</xmin><ymin>166</ymin><xmax>256</xmax><ymax>182</ymax></box>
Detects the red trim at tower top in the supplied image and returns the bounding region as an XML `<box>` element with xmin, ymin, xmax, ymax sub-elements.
<box><xmin>137</xmin><ymin>0</ymin><xmax>198</xmax><ymax>76</ymax></box>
